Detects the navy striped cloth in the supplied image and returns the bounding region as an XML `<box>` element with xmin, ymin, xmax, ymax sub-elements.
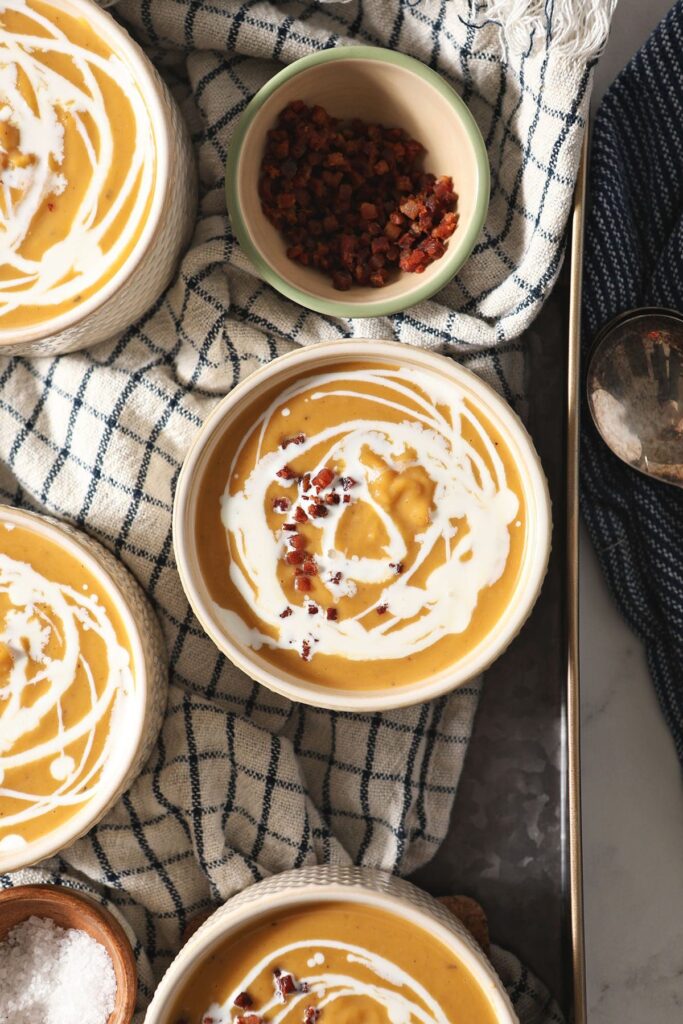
<box><xmin>581</xmin><ymin>2</ymin><xmax>683</xmax><ymax>765</ymax></box>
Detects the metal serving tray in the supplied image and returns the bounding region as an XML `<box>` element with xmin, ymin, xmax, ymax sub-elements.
<box><xmin>411</xmin><ymin>141</ymin><xmax>587</xmax><ymax>1023</ymax></box>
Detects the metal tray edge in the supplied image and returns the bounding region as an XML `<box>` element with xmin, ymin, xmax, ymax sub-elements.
<box><xmin>567</xmin><ymin>132</ymin><xmax>587</xmax><ymax>1024</ymax></box>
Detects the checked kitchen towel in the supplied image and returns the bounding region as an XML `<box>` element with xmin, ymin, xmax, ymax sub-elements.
<box><xmin>582</xmin><ymin>4</ymin><xmax>683</xmax><ymax>766</ymax></box>
<box><xmin>1</xmin><ymin>2</ymin><xmax>614</xmax><ymax>1021</ymax></box>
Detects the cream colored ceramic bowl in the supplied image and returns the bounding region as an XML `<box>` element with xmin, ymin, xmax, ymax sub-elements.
<box><xmin>226</xmin><ymin>46</ymin><xmax>489</xmax><ymax>318</ymax></box>
<box><xmin>145</xmin><ymin>866</ymin><xmax>518</xmax><ymax>1024</ymax></box>
<box><xmin>173</xmin><ymin>341</ymin><xmax>551</xmax><ymax>712</ymax></box>
<box><xmin>0</xmin><ymin>505</ymin><xmax>168</xmax><ymax>872</ymax></box>
<box><xmin>0</xmin><ymin>0</ymin><xmax>196</xmax><ymax>358</ymax></box>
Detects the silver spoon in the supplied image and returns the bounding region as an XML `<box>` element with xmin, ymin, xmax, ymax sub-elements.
<box><xmin>587</xmin><ymin>307</ymin><xmax>683</xmax><ymax>487</ymax></box>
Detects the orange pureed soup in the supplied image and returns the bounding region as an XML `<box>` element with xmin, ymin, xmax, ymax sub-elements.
<box><xmin>167</xmin><ymin>902</ymin><xmax>498</xmax><ymax>1024</ymax></box>
<box><xmin>195</xmin><ymin>361</ymin><xmax>526</xmax><ymax>690</ymax></box>
<box><xmin>0</xmin><ymin>0</ymin><xmax>156</xmax><ymax>330</ymax></box>
<box><xmin>0</xmin><ymin>517</ymin><xmax>136</xmax><ymax>854</ymax></box>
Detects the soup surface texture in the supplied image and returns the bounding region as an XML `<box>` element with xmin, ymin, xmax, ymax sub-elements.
<box><xmin>0</xmin><ymin>0</ymin><xmax>156</xmax><ymax>331</ymax></box>
<box><xmin>0</xmin><ymin>517</ymin><xmax>136</xmax><ymax>853</ymax></box>
<box><xmin>167</xmin><ymin>901</ymin><xmax>499</xmax><ymax>1024</ymax></box>
<box><xmin>196</xmin><ymin>360</ymin><xmax>527</xmax><ymax>690</ymax></box>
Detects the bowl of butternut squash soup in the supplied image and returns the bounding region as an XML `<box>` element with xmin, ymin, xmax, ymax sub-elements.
<box><xmin>145</xmin><ymin>866</ymin><xmax>518</xmax><ymax>1024</ymax></box>
<box><xmin>0</xmin><ymin>506</ymin><xmax>167</xmax><ymax>871</ymax></box>
<box><xmin>0</xmin><ymin>0</ymin><xmax>195</xmax><ymax>357</ymax></box>
<box><xmin>174</xmin><ymin>342</ymin><xmax>551</xmax><ymax>711</ymax></box>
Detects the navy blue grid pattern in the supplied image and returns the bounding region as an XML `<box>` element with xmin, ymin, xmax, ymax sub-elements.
<box><xmin>581</xmin><ymin>2</ymin><xmax>683</xmax><ymax>769</ymax></box>
<box><xmin>114</xmin><ymin>0</ymin><xmax>595</xmax><ymax>404</ymax></box>
<box><xmin>0</xmin><ymin>2</ymin><xmax>594</xmax><ymax>1021</ymax></box>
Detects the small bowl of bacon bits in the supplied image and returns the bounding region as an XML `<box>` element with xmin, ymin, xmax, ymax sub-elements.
<box><xmin>226</xmin><ymin>45</ymin><xmax>489</xmax><ymax>318</ymax></box>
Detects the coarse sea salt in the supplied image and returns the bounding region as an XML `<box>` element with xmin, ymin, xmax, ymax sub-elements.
<box><xmin>0</xmin><ymin>915</ymin><xmax>117</xmax><ymax>1024</ymax></box>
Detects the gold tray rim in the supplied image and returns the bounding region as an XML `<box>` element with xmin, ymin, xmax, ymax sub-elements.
<box><xmin>567</xmin><ymin>131</ymin><xmax>587</xmax><ymax>1024</ymax></box>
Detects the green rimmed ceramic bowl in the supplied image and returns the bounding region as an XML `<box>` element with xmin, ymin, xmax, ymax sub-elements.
<box><xmin>225</xmin><ymin>46</ymin><xmax>490</xmax><ymax>318</ymax></box>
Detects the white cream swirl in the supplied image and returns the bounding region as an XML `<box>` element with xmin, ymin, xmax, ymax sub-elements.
<box><xmin>204</xmin><ymin>940</ymin><xmax>451</xmax><ymax>1024</ymax></box>
<box><xmin>0</xmin><ymin>0</ymin><xmax>154</xmax><ymax>318</ymax></box>
<box><xmin>0</xmin><ymin>550</ymin><xmax>134</xmax><ymax>850</ymax></box>
<box><xmin>218</xmin><ymin>366</ymin><xmax>520</xmax><ymax>663</ymax></box>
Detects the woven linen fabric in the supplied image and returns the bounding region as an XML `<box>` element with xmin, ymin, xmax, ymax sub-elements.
<box><xmin>581</xmin><ymin>1</ymin><xmax>683</xmax><ymax>767</ymax></box>
<box><xmin>0</xmin><ymin>1</ymin><xmax>605</xmax><ymax>1021</ymax></box>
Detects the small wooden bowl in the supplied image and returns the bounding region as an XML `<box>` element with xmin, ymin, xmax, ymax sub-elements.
<box><xmin>0</xmin><ymin>884</ymin><xmax>137</xmax><ymax>1024</ymax></box>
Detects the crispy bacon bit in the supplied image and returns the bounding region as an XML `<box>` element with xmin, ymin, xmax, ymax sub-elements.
<box><xmin>277</xmin><ymin>465</ymin><xmax>296</xmax><ymax>480</ymax></box>
<box><xmin>360</xmin><ymin>201</ymin><xmax>379</xmax><ymax>220</ymax></box>
<box><xmin>312</xmin><ymin>467</ymin><xmax>334</xmax><ymax>489</ymax></box>
<box><xmin>332</xmin><ymin>271</ymin><xmax>352</xmax><ymax>291</ymax></box>
<box><xmin>340</xmin><ymin>476</ymin><xmax>356</xmax><ymax>491</ymax></box>
<box><xmin>289</xmin><ymin>534</ymin><xmax>305</xmax><ymax>550</ymax></box>
<box><xmin>326</xmin><ymin>607</ymin><xmax>338</xmax><ymax>621</ymax></box>
<box><xmin>203</xmin><ymin>1018</ymin><xmax>215</xmax><ymax>1024</ymax></box>
<box><xmin>400</xmin><ymin>197</ymin><xmax>420</xmax><ymax>220</ymax></box>
<box><xmin>325</xmin><ymin>492</ymin><xmax>340</xmax><ymax>505</ymax></box>
<box><xmin>293</xmin><ymin>506</ymin><xmax>308</xmax><ymax>523</ymax></box>
<box><xmin>299</xmin><ymin>983</ymin><xmax>310</xmax><ymax>994</ymax></box>
<box><xmin>303</xmin><ymin>1009</ymin><xmax>320</xmax><ymax>1024</ymax></box>
<box><xmin>259</xmin><ymin>102</ymin><xmax>456</xmax><ymax>291</ymax></box>
<box><xmin>236</xmin><ymin>1015</ymin><xmax>262</xmax><ymax>1024</ymax></box>
<box><xmin>342</xmin><ymin>494</ymin><xmax>351</xmax><ymax>504</ymax></box>
<box><xmin>329</xmin><ymin>572</ymin><xmax>343</xmax><ymax>585</ymax></box>
<box><xmin>308</xmin><ymin>604</ymin><xmax>319</xmax><ymax>615</ymax></box>
<box><xmin>286</xmin><ymin>550</ymin><xmax>304</xmax><ymax>565</ymax></box>
<box><xmin>377</xmin><ymin>603</ymin><xmax>388</xmax><ymax>615</ymax></box>
<box><xmin>282</xmin><ymin>433</ymin><xmax>306</xmax><ymax>448</ymax></box>
<box><xmin>272</xmin><ymin>496</ymin><xmax>291</xmax><ymax>512</ymax></box>
<box><xmin>389</xmin><ymin>562</ymin><xmax>404</xmax><ymax>574</ymax></box>
<box><xmin>280</xmin><ymin>607</ymin><xmax>293</xmax><ymax>619</ymax></box>
<box><xmin>301</xmin><ymin>473</ymin><xmax>311</xmax><ymax>493</ymax></box>
<box><xmin>234</xmin><ymin>993</ymin><xmax>253</xmax><ymax>1010</ymax></box>
<box><xmin>301</xmin><ymin>558</ymin><xmax>318</xmax><ymax>576</ymax></box>
<box><xmin>308</xmin><ymin>503</ymin><xmax>328</xmax><ymax>518</ymax></box>
<box><xmin>295</xmin><ymin>575</ymin><xmax>312</xmax><ymax>593</ymax></box>
<box><xmin>432</xmin><ymin>210</ymin><xmax>458</xmax><ymax>240</ymax></box>
<box><xmin>274</xmin><ymin>971</ymin><xmax>298</xmax><ymax>1000</ymax></box>
<box><xmin>282</xmin><ymin>523</ymin><xmax>297</xmax><ymax>532</ymax></box>
<box><xmin>301</xmin><ymin>640</ymin><xmax>312</xmax><ymax>661</ymax></box>
<box><xmin>399</xmin><ymin>234</ymin><xmax>446</xmax><ymax>274</ymax></box>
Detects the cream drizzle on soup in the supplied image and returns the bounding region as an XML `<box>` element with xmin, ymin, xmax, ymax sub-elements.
<box><xmin>0</xmin><ymin>519</ymin><xmax>136</xmax><ymax>851</ymax></box>
<box><xmin>0</xmin><ymin>0</ymin><xmax>156</xmax><ymax>329</ymax></box>
<box><xmin>196</xmin><ymin>362</ymin><xmax>527</xmax><ymax>691</ymax></box>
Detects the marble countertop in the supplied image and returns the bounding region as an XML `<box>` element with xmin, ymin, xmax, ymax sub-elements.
<box><xmin>582</xmin><ymin>3</ymin><xmax>683</xmax><ymax>1020</ymax></box>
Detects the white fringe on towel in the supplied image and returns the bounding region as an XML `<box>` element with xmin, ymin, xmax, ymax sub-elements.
<box><xmin>98</xmin><ymin>0</ymin><xmax>615</xmax><ymax>62</ymax></box>
<box><xmin>486</xmin><ymin>0</ymin><xmax>618</xmax><ymax>59</ymax></box>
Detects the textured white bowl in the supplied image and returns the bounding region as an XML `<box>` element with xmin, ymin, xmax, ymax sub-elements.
<box><xmin>0</xmin><ymin>505</ymin><xmax>168</xmax><ymax>872</ymax></box>
<box><xmin>173</xmin><ymin>340</ymin><xmax>551</xmax><ymax>712</ymax></box>
<box><xmin>145</xmin><ymin>866</ymin><xmax>518</xmax><ymax>1024</ymax></box>
<box><xmin>0</xmin><ymin>0</ymin><xmax>196</xmax><ymax>358</ymax></box>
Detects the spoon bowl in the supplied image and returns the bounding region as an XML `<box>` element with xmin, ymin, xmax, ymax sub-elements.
<box><xmin>587</xmin><ymin>308</ymin><xmax>683</xmax><ymax>486</ymax></box>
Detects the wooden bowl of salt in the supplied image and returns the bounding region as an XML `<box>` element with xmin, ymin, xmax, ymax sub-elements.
<box><xmin>0</xmin><ymin>884</ymin><xmax>137</xmax><ymax>1024</ymax></box>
